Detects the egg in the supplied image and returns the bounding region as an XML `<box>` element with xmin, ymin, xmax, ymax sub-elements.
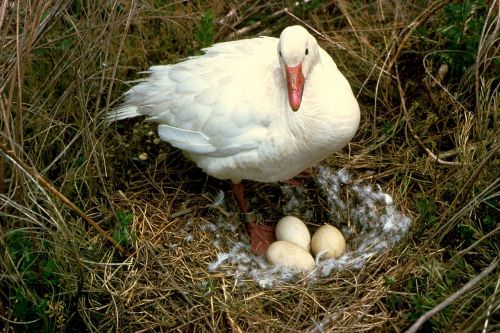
<box><xmin>311</xmin><ymin>224</ymin><xmax>346</xmax><ymax>259</ymax></box>
<box><xmin>275</xmin><ymin>216</ymin><xmax>311</xmax><ymax>250</ymax></box>
<box><xmin>266</xmin><ymin>241</ymin><xmax>315</xmax><ymax>271</ymax></box>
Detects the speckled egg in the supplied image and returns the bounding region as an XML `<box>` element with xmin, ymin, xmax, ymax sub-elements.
<box><xmin>275</xmin><ymin>216</ymin><xmax>310</xmax><ymax>251</ymax></box>
<box><xmin>266</xmin><ymin>241</ymin><xmax>315</xmax><ymax>271</ymax></box>
<box><xmin>311</xmin><ymin>224</ymin><xmax>346</xmax><ymax>259</ymax></box>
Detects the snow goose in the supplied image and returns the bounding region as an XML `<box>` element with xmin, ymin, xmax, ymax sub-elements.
<box><xmin>109</xmin><ymin>25</ymin><xmax>360</xmax><ymax>254</ymax></box>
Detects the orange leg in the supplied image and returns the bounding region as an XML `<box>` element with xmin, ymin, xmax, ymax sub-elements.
<box><xmin>287</xmin><ymin>166</ymin><xmax>314</xmax><ymax>186</ymax></box>
<box><xmin>232</xmin><ymin>181</ymin><xmax>248</xmax><ymax>213</ymax></box>
<box><xmin>231</xmin><ymin>181</ymin><xmax>275</xmax><ymax>255</ymax></box>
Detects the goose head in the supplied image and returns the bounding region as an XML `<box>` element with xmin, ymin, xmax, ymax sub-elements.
<box><xmin>278</xmin><ymin>25</ymin><xmax>320</xmax><ymax>111</ymax></box>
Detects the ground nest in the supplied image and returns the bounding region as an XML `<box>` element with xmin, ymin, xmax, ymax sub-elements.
<box><xmin>82</xmin><ymin>156</ymin><xmax>415</xmax><ymax>332</ymax></box>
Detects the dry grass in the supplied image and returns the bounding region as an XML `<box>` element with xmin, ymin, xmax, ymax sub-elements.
<box><xmin>1</xmin><ymin>0</ymin><xmax>498</xmax><ymax>332</ymax></box>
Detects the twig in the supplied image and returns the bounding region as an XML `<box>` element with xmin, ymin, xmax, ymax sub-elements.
<box><xmin>0</xmin><ymin>143</ymin><xmax>130</xmax><ymax>256</ymax></box>
<box><xmin>483</xmin><ymin>276</ymin><xmax>500</xmax><ymax>333</ymax></box>
<box><xmin>395</xmin><ymin>66</ymin><xmax>461</xmax><ymax>166</ymax></box>
<box><xmin>435</xmin><ymin>144</ymin><xmax>477</xmax><ymax>159</ymax></box>
<box><xmin>405</xmin><ymin>258</ymin><xmax>498</xmax><ymax>333</ymax></box>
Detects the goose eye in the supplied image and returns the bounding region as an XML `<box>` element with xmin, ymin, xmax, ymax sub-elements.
<box><xmin>305</xmin><ymin>48</ymin><xmax>309</xmax><ymax>55</ymax></box>
<box><xmin>279</xmin><ymin>51</ymin><xmax>282</xmax><ymax>57</ymax></box>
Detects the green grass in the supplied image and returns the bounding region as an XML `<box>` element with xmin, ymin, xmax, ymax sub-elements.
<box><xmin>196</xmin><ymin>10</ymin><xmax>215</xmax><ymax>49</ymax></box>
<box><xmin>5</xmin><ymin>230</ymin><xmax>67</xmax><ymax>332</ymax></box>
<box><xmin>438</xmin><ymin>0</ymin><xmax>489</xmax><ymax>77</ymax></box>
<box><xmin>113</xmin><ymin>211</ymin><xmax>136</xmax><ymax>247</ymax></box>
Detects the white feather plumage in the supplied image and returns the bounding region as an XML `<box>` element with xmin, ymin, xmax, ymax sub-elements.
<box><xmin>109</xmin><ymin>26</ymin><xmax>360</xmax><ymax>183</ymax></box>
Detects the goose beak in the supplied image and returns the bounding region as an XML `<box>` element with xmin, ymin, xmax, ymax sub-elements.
<box><xmin>285</xmin><ymin>63</ymin><xmax>305</xmax><ymax>111</ymax></box>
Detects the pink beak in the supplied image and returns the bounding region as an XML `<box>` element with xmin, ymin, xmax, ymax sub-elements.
<box><xmin>285</xmin><ymin>63</ymin><xmax>305</xmax><ymax>111</ymax></box>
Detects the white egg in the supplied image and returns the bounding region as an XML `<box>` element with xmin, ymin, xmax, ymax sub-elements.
<box><xmin>311</xmin><ymin>224</ymin><xmax>346</xmax><ymax>259</ymax></box>
<box><xmin>266</xmin><ymin>241</ymin><xmax>315</xmax><ymax>271</ymax></box>
<box><xmin>275</xmin><ymin>216</ymin><xmax>311</xmax><ymax>251</ymax></box>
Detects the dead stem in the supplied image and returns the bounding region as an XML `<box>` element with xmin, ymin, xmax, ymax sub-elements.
<box><xmin>405</xmin><ymin>258</ymin><xmax>498</xmax><ymax>333</ymax></box>
<box><xmin>395</xmin><ymin>65</ymin><xmax>462</xmax><ymax>166</ymax></box>
<box><xmin>0</xmin><ymin>142</ymin><xmax>129</xmax><ymax>256</ymax></box>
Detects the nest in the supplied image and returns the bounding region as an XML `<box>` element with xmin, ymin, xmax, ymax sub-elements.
<box><xmin>75</xmin><ymin>152</ymin><xmax>415</xmax><ymax>331</ymax></box>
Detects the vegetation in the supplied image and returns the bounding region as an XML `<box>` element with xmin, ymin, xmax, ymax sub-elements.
<box><xmin>1</xmin><ymin>0</ymin><xmax>498</xmax><ymax>332</ymax></box>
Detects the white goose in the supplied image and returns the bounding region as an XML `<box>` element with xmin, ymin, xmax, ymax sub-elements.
<box><xmin>109</xmin><ymin>25</ymin><xmax>360</xmax><ymax>252</ymax></box>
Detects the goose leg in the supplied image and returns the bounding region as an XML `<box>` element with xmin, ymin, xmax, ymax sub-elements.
<box><xmin>231</xmin><ymin>182</ymin><xmax>248</xmax><ymax>213</ymax></box>
<box><xmin>231</xmin><ymin>181</ymin><xmax>275</xmax><ymax>255</ymax></box>
<box><xmin>286</xmin><ymin>166</ymin><xmax>314</xmax><ymax>186</ymax></box>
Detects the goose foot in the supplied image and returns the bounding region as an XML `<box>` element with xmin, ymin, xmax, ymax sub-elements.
<box><xmin>243</xmin><ymin>212</ymin><xmax>276</xmax><ymax>255</ymax></box>
<box><xmin>233</xmin><ymin>182</ymin><xmax>276</xmax><ymax>255</ymax></box>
